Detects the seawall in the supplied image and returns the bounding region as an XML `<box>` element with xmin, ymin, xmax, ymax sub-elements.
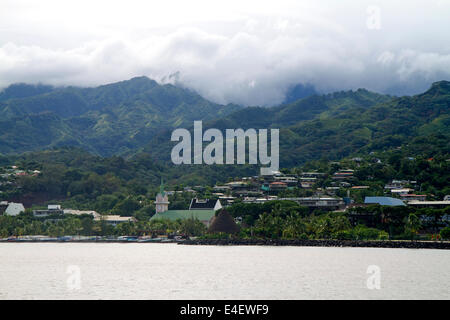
<box><xmin>179</xmin><ymin>238</ymin><xmax>450</xmax><ymax>249</ymax></box>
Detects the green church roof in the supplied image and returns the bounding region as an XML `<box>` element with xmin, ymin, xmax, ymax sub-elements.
<box><xmin>151</xmin><ymin>210</ymin><xmax>216</xmax><ymax>222</ymax></box>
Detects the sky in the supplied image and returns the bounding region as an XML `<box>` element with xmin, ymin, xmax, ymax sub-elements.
<box><xmin>1</xmin><ymin>0</ymin><xmax>450</xmax><ymax>106</ymax></box>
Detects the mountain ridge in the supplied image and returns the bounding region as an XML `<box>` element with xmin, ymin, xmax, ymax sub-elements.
<box><xmin>0</xmin><ymin>78</ymin><xmax>448</xmax><ymax>167</ymax></box>
<box><xmin>0</xmin><ymin>76</ymin><xmax>242</xmax><ymax>156</ymax></box>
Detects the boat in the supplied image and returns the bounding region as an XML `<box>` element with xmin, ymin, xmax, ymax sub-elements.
<box><xmin>38</xmin><ymin>237</ymin><xmax>59</xmax><ymax>242</ymax></box>
<box><xmin>117</xmin><ymin>236</ymin><xmax>139</xmax><ymax>242</ymax></box>
<box><xmin>138</xmin><ymin>237</ymin><xmax>163</xmax><ymax>243</ymax></box>
<box><xmin>57</xmin><ymin>236</ymin><xmax>73</xmax><ymax>242</ymax></box>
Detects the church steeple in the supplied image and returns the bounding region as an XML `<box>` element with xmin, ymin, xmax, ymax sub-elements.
<box><xmin>155</xmin><ymin>177</ymin><xmax>169</xmax><ymax>214</ymax></box>
<box><xmin>159</xmin><ymin>177</ymin><xmax>165</xmax><ymax>197</ymax></box>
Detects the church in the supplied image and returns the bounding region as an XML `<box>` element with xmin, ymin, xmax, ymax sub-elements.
<box><xmin>151</xmin><ymin>180</ymin><xmax>222</xmax><ymax>227</ymax></box>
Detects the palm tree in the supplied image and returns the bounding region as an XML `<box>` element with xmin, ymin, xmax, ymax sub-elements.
<box><xmin>255</xmin><ymin>213</ymin><xmax>271</xmax><ymax>238</ymax></box>
<box><xmin>405</xmin><ymin>213</ymin><xmax>422</xmax><ymax>240</ymax></box>
<box><xmin>283</xmin><ymin>213</ymin><xmax>306</xmax><ymax>239</ymax></box>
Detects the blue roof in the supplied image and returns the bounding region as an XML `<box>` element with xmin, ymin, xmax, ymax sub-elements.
<box><xmin>364</xmin><ymin>197</ymin><xmax>406</xmax><ymax>206</ymax></box>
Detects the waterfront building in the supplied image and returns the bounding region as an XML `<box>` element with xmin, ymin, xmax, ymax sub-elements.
<box><xmin>63</xmin><ymin>209</ymin><xmax>101</xmax><ymax>219</ymax></box>
<box><xmin>33</xmin><ymin>204</ymin><xmax>64</xmax><ymax>217</ymax></box>
<box><xmin>94</xmin><ymin>215</ymin><xmax>136</xmax><ymax>226</ymax></box>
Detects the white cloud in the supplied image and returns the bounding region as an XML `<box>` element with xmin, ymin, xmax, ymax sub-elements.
<box><xmin>0</xmin><ymin>0</ymin><xmax>450</xmax><ymax>105</ymax></box>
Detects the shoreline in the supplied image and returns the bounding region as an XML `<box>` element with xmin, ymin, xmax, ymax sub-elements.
<box><xmin>2</xmin><ymin>238</ymin><xmax>450</xmax><ymax>249</ymax></box>
<box><xmin>179</xmin><ymin>239</ymin><xmax>450</xmax><ymax>250</ymax></box>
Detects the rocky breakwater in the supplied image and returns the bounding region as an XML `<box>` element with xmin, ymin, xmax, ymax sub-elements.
<box><xmin>179</xmin><ymin>239</ymin><xmax>450</xmax><ymax>249</ymax></box>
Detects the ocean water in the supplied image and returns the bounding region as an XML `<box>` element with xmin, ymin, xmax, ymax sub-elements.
<box><xmin>0</xmin><ymin>243</ymin><xmax>449</xmax><ymax>300</ymax></box>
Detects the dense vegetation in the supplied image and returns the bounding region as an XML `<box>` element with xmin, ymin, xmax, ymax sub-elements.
<box><xmin>1</xmin><ymin>145</ymin><xmax>448</xmax><ymax>215</ymax></box>
<box><xmin>0</xmin><ymin>146</ymin><xmax>448</xmax><ymax>240</ymax></box>
<box><xmin>0</xmin><ymin>77</ymin><xmax>241</xmax><ymax>156</ymax></box>
<box><xmin>1</xmin><ymin>201</ymin><xmax>449</xmax><ymax>240</ymax></box>
<box><xmin>1</xmin><ymin>77</ymin><xmax>448</xmax><ymax>168</ymax></box>
<box><xmin>0</xmin><ymin>148</ymin><xmax>258</xmax><ymax>217</ymax></box>
<box><xmin>0</xmin><ymin>212</ymin><xmax>206</xmax><ymax>238</ymax></box>
<box><xmin>283</xmin><ymin>152</ymin><xmax>450</xmax><ymax>201</ymax></box>
<box><xmin>223</xmin><ymin>201</ymin><xmax>449</xmax><ymax>240</ymax></box>
<box><xmin>142</xmin><ymin>81</ymin><xmax>449</xmax><ymax>167</ymax></box>
<box><xmin>0</xmin><ymin>78</ymin><xmax>449</xmax><ymax>240</ymax></box>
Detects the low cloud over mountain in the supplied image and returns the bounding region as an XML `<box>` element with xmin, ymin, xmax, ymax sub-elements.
<box><xmin>1</xmin><ymin>0</ymin><xmax>450</xmax><ymax>106</ymax></box>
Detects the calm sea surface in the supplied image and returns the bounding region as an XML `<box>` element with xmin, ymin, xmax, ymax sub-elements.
<box><xmin>0</xmin><ymin>243</ymin><xmax>449</xmax><ymax>300</ymax></box>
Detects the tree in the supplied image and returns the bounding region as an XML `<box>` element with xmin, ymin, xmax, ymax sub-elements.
<box><xmin>112</xmin><ymin>198</ymin><xmax>141</xmax><ymax>216</ymax></box>
<box><xmin>282</xmin><ymin>213</ymin><xmax>306</xmax><ymax>239</ymax></box>
<box><xmin>81</xmin><ymin>217</ymin><xmax>94</xmax><ymax>236</ymax></box>
<box><xmin>404</xmin><ymin>213</ymin><xmax>422</xmax><ymax>240</ymax></box>
<box><xmin>440</xmin><ymin>227</ymin><xmax>450</xmax><ymax>240</ymax></box>
<box><xmin>64</xmin><ymin>217</ymin><xmax>82</xmax><ymax>235</ymax></box>
<box><xmin>179</xmin><ymin>218</ymin><xmax>206</xmax><ymax>237</ymax></box>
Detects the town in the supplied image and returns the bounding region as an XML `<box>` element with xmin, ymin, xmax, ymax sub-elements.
<box><xmin>1</xmin><ymin>151</ymin><xmax>449</xmax><ymax>244</ymax></box>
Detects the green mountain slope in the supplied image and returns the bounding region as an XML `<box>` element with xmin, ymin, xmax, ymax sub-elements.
<box><xmin>0</xmin><ymin>77</ymin><xmax>448</xmax><ymax>168</ymax></box>
<box><xmin>0</xmin><ymin>112</ymin><xmax>87</xmax><ymax>153</ymax></box>
<box><xmin>0</xmin><ymin>77</ymin><xmax>241</xmax><ymax>155</ymax></box>
<box><xmin>142</xmin><ymin>81</ymin><xmax>449</xmax><ymax>167</ymax></box>
<box><xmin>202</xmin><ymin>88</ymin><xmax>392</xmax><ymax>130</ymax></box>
<box><xmin>0</xmin><ymin>83</ymin><xmax>55</xmax><ymax>102</ymax></box>
<box><xmin>279</xmin><ymin>81</ymin><xmax>450</xmax><ymax>165</ymax></box>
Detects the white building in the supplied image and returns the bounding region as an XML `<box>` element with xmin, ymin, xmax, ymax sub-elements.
<box><xmin>63</xmin><ymin>209</ymin><xmax>100</xmax><ymax>219</ymax></box>
<box><xmin>189</xmin><ymin>198</ymin><xmax>222</xmax><ymax>211</ymax></box>
<box><xmin>33</xmin><ymin>205</ymin><xmax>64</xmax><ymax>217</ymax></box>
<box><xmin>94</xmin><ymin>215</ymin><xmax>136</xmax><ymax>226</ymax></box>
<box><xmin>5</xmin><ymin>202</ymin><xmax>25</xmax><ymax>216</ymax></box>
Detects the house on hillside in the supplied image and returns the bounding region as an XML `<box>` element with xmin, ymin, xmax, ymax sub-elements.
<box><xmin>189</xmin><ymin>198</ymin><xmax>222</xmax><ymax>211</ymax></box>
<box><xmin>301</xmin><ymin>172</ymin><xmax>325</xmax><ymax>178</ymax></box>
<box><xmin>300</xmin><ymin>177</ymin><xmax>317</xmax><ymax>188</ymax></box>
<box><xmin>364</xmin><ymin>197</ymin><xmax>406</xmax><ymax>207</ymax></box>
<box><xmin>269</xmin><ymin>181</ymin><xmax>288</xmax><ymax>191</ymax></box>
<box><xmin>33</xmin><ymin>205</ymin><xmax>64</xmax><ymax>218</ymax></box>
<box><xmin>399</xmin><ymin>194</ymin><xmax>427</xmax><ymax>202</ymax></box>
<box><xmin>332</xmin><ymin>169</ymin><xmax>354</xmax><ymax>180</ymax></box>
<box><xmin>5</xmin><ymin>202</ymin><xmax>25</xmax><ymax>216</ymax></box>
<box><xmin>273</xmin><ymin>175</ymin><xmax>298</xmax><ymax>186</ymax></box>
<box><xmin>279</xmin><ymin>197</ymin><xmax>345</xmax><ymax>211</ymax></box>
<box><xmin>213</xmin><ymin>185</ymin><xmax>232</xmax><ymax>193</ymax></box>
<box><xmin>218</xmin><ymin>195</ymin><xmax>236</xmax><ymax>206</ymax></box>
